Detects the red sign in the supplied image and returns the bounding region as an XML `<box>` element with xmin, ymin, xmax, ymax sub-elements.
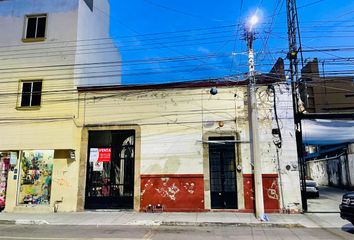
<box><xmin>97</xmin><ymin>148</ymin><xmax>111</xmax><ymax>162</ymax></box>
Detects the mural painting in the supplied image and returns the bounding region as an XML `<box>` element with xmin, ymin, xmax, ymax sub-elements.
<box><xmin>19</xmin><ymin>150</ymin><xmax>54</xmax><ymax>205</ymax></box>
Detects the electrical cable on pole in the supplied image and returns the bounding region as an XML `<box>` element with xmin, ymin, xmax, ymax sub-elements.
<box><xmin>245</xmin><ymin>14</ymin><xmax>265</xmax><ymax>220</ymax></box>
<box><xmin>286</xmin><ymin>0</ymin><xmax>307</xmax><ymax>211</ymax></box>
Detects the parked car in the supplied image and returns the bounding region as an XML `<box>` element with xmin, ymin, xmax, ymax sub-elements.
<box><xmin>0</xmin><ymin>198</ymin><xmax>4</xmax><ymax>212</ymax></box>
<box><xmin>339</xmin><ymin>192</ymin><xmax>354</xmax><ymax>225</ymax></box>
<box><xmin>301</xmin><ymin>180</ymin><xmax>320</xmax><ymax>198</ymax></box>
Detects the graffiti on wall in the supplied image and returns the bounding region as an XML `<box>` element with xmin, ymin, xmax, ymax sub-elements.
<box><xmin>140</xmin><ymin>174</ymin><xmax>204</xmax><ymax>211</ymax></box>
<box><xmin>155</xmin><ymin>178</ymin><xmax>180</xmax><ymax>201</ymax></box>
<box><xmin>243</xmin><ymin>174</ymin><xmax>280</xmax><ymax>212</ymax></box>
<box><xmin>267</xmin><ymin>180</ymin><xmax>279</xmax><ymax>200</ymax></box>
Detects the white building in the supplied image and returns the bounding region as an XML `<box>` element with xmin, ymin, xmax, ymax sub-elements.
<box><xmin>0</xmin><ymin>0</ymin><xmax>121</xmax><ymax>212</ymax></box>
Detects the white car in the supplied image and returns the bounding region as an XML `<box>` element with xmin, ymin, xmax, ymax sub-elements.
<box><xmin>306</xmin><ymin>180</ymin><xmax>320</xmax><ymax>198</ymax></box>
<box><xmin>301</xmin><ymin>180</ymin><xmax>319</xmax><ymax>198</ymax></box>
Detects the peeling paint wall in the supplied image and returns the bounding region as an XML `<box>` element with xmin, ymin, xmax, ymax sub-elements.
<box><xmin>270</xmin><ymin>85</ymin><xmax>302</xmax><ymax>212</ymax></box>
<box><xmin>307</xmin><ymin>145</ymin><xmax>354</xmax><ymax>189</ymax></box>
<box><xmin>140</xmin><ymin>174</ymin><xmax>204</xmax><ymax>211</ymax></box>
<box><xmin>243</xmin><ymin>174</ymin><xmax>280</xmax><ymax>212</ymax></box>
<box><xmin>307</xmin><ymin>160</ymin><xmax>328</xmax><ymax>186</ymax></box>
<box><xmin>78</xmin><ymin>83</ymin><xmax>301</xmax><ymax>212</ymax></box>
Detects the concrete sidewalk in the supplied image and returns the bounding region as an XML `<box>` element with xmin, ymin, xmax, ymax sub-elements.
<box><xmin>0</xmin><ymin>211</ymin><xmax>352</xmax><ymax>229</ymax></box>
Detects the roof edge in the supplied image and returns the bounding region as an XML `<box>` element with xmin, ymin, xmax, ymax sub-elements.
<box><xmin>77</xmin><ymin>77</ymin><xmax>280</xmax><ymax>92</ymax></box>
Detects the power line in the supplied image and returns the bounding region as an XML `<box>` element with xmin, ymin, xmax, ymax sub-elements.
<box><xmin>143</xmin><ymin>0</ymin><xmax>224</xmax><ymax>22</ymax></box>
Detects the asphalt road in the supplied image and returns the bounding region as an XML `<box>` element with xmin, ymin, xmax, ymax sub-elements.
<box><xmin>0</xmin><ymin>224</ymin><xmax>353</xmax><ymax>240</ymax></box>
<box><xmin>307</xmin><ymin>186</ymin><xmax>347</xmax><ymax>212</ymax></box>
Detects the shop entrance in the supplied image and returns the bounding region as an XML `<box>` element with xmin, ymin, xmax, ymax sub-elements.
<box><xmin>209</xmin><ymin>137</ymin><xmax>237</xmax><ymax>209</ymax></box>
<box><xmin>0</xmin><ymin>152</ymin><xmax>11</xmax><ymax>210</ymax></box>
<box><xmin>85</xmin><ymin>130</ymin><xmax>135</xmax><ymax>209</ymax></box>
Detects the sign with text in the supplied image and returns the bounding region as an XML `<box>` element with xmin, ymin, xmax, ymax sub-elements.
<box><xmin>97</xmin><ymin>148</ymin><xmax>111</xmax><ymax>162</ymax></box>
<box><xmin>89</xmin><ymin>148</ymin><xmax>111</xmax><ymax>163</ymax></box>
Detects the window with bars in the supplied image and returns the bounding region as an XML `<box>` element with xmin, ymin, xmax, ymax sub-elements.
<box><xmin>20</xmin><ymin>81</ymin><xmax>42</xmax><ymax>107</ymax></box>
<box><xmin>25</xmin><ymin>15</ymin><xmax>46</xmax><ymax>40</ymax></box>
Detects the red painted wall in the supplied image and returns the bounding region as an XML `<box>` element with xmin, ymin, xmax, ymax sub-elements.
<box><xmin>140</xmin><ymin>174</ymin><xmax>205</xmax><ymax>212</ymax></box>
<box><xmin>243</xmin><ymin>174</ymin><xmax>280</xmax><ymax>213</ymax></box>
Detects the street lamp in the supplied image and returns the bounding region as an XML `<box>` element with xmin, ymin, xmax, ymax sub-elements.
<box><xmin>245</xmin><ymin>14</ymin><xmax>265</xmax><ymax>220</ymax></box>
<box><xmin>249</xmin><ymin>15</ymin><xmax>259</xmax><ymax>31</ymax></box>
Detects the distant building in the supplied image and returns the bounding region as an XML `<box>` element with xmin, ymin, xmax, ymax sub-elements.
<box><xmin>300</xmin><ymin>58</ymin><xmax>354</xmax><ymax>113</ymax></box>
<box><xmin>300</xmin><ymin>59</ymin><xmax>354</xmax><ymax>197</ymax></box>
<box><xmin>306</xmin><ymin>143</ymin><xmax>354</xmax><ymax>189</ymax></box>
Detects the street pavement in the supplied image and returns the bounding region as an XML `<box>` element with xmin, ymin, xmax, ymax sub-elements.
<box><xmin>0</xmin><ymin>224</ymin><xmax>353</xmax><ymax>240</ymax></box>
<box><xmin>307</xmin><ymin>186</ymin><xmax>347</xmax><ymax>212</ymax></box>
<box><xmin>0</xmin><ymin>211</ymin><xmax>351</xmax><ymax>228</ymax></box>
<box><xmin>0</xmin><ymin>210</ymin><xmax>353</xmax><ymax>239</ymax></box>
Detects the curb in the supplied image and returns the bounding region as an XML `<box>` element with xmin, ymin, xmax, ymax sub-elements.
<box><xmin>0</xmin><ymin>220</ymin><xmax>16</xmax><ymax>225</ymax></box>
<box><xmin>161</xmin><ymin>221</ymin><xmax>305</xmax><ymax>228</ymax></box>
<box><xmin>15</xmin><ymin>220</ymin><xmax>49</xmax><ymax>225</ymax></box>
<box><xmin>0</xmin><ymin>219</ymin><xmax>304</xmax><ymax>228</ymax></box>
<box><xmin>0</xmin><ymin>219</ymin><xmax>49</xmax><ymax>225</ymax></box>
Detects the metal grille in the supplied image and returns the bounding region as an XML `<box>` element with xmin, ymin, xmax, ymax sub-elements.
<box><xmin>85</xmin><ymin>130</ymin><xmax>135</xmax><ymax>209</ymax></box>
<box><xmin>342</xmin><ymin>197</ymin><xmax>354</xmax><ymax>205</ymax></box>
<box><xmin>209</xmin><ymin>137</ymin><xmax>237</xmax><ymax>209</ymax></box>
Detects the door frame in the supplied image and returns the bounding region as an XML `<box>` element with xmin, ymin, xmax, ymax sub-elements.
<box><xmin>208</xmin><ymin>136</ymin><xmax>237</xmax><ymax>209</ymax></box>
<box><xmin>202</xmin><ymin>131</ymin><xmax>244</xmax><ymax>210</ymax></box>
<box><xmin>85</xmin><ymin>130</ymin><xmax>136</xmax><ymax>209</ymax></box>
<box><xmin>78</xmin><ymin>125</ymin><xmax>141</xmax><ymax>211</ymax></box>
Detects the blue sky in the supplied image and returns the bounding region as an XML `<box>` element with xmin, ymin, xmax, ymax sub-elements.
<box><xmin>107</xmin><ymin>0</ymin><xmax>354</xmax><ymax>85</ymax></box>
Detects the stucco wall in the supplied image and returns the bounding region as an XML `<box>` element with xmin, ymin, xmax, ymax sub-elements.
<box><xmin>75</xmin><ymin>0</ymin><xmax>121</xmax><ymax>86</ymax></box>
<box><xmin>307</xmin><ymin>160</ymin><xmax>328</xmax><ymax>186</ymax></box>
<box><xmin>0</xmin><ymin>0</ymin><xmax>118</xmax><ymax>212</ymax></box>
<box><xmin>78</xmin><ymin>82</ymin><xmax>301</xmax><ymax>212</ymax></box>
<box><xmin>0</xmin><ymin>0</ymin><xmax>80</xmax><ymax>150</ymax></box>
<box><xmin>307</xmin><ymin>146</ymin><xmax>354</xmax><ymax>189</ymax></box>
<box><xmin>271</xmin><ymin>84</ymin><xmax>302</xmax><ymax>212</ymax></box>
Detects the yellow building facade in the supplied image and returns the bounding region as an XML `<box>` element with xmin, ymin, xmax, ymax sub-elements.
<box><xmin>0</xmin><ymin>0</ymin><xmax>119</xmax><ymax>213</ymax></box>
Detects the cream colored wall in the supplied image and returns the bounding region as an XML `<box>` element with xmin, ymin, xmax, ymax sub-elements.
<box><xmin>0</xmin><ymin>1</ymin><xmax>80</xmax><ymax>149</ymax></box>
<box><xmin>0</xmin><ymin>1</ymin><xmax>81</xmax><ymax>213</ymax></box>
<box><xmin>0</xmin><ymin>0</ymin><xmax>121</xmax><ymax>213</ymax></box>
<box><xmin>78</xmin><ymin>83</ymin><xmax>301</xmax><ymax>212</ymax></box>
<box><xmin>270</xmin><ymin>84</ymin><xmax>302</xmax><ymax>212</ymax></box>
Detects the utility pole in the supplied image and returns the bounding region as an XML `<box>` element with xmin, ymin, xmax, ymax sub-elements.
<box><xmin>286</xmin><ymin>0</ymin><xmax>307</xmax><ymax>211</ymax></box>
<box><xmin>245</xmin><ymin>16</ymin><xmax>265</xmax><ymax>219</ymax></box>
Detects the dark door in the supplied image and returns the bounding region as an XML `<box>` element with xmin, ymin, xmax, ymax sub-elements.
<box><xmin>209</xmin><ymin>137</ymin><xmax>237</xmax><ymax>209</ymax></box>
<box><xmin>85</xmin><ymin>130</ymin><xmax>135</xmax><ymax>209</ymax></box>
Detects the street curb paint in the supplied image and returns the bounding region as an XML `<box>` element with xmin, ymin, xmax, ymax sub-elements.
<box><xmin>0</xmin><ymin>219</ymin><xmax>304</xmax><ymax>228</ymax></box>
<box><xmin>0</xmin><ymin>220</ymin><xmax>16</xmax><ymax>225</ymax></box>
<box><xmin>160</xmin><ymin>221</ymin><xmax>305</xmax><ymax>228</ymax></box>
<box><xmin>15</xmin><ymin>219</ymin><xmax>49</xmax><ymax>225</ymax></box>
